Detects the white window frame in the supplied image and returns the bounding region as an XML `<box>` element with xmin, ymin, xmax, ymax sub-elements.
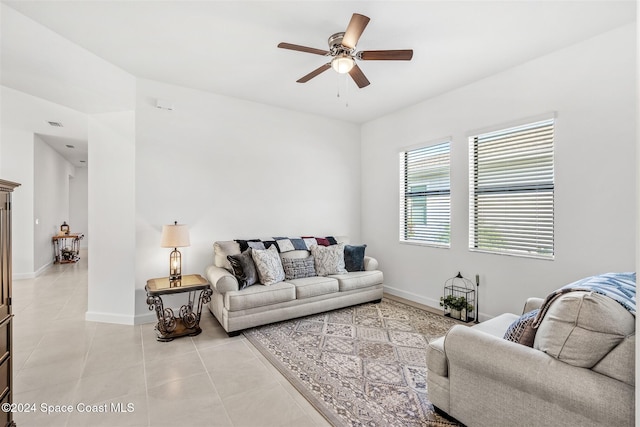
<box><xmin>469</xmin><ymin>117</ymin><xmax>555</xmax><ymax>259</ymax></box>
<box><xmin>399</xmin><ymin>140</ymin><xmax>451</xmax><ymax>247</ymax></box>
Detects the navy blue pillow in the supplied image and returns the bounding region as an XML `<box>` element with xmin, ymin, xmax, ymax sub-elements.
<box><xmin>344</xmin><ymin>244</ymin><xmax>367</xmax><ymax>272</ymax></box>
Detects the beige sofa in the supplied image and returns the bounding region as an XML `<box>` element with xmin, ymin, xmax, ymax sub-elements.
<box><xmin>427</xmin><ymin>292</ymin><xmax>635</xmax><ymax>427</ymax></box>
<box><xmin>204</xmin><ymin>236</ymin><xmax>383</xmax><ymax>335</ymax></box>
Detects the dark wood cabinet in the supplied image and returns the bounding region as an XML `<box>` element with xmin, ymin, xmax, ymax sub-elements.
<box><xmin>0</xmin><ymin>179</ymin><xmax>19</xmax><ymax>427</ymax></box>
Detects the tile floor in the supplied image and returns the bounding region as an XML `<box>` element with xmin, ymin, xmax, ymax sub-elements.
<box><xmin>11</xmin><ymin>252</ymin><xmax>330</xmax><ymax>427</ymax></box>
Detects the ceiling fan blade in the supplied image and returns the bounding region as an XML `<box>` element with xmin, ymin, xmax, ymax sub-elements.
<box><xmin>342</xmin><ymin>13</ymin><xmax>370</xmax><ymax>49</ymax></box>
<box><xmin>297</xmin><ymin>63</ymin><xmax>332</xmax><ymax>83</ymax></box>
<box><xmin>348</xmin><ymin>64</ymin><xmax>370</xmax><ymax>88</ymax></box>
<box><xmin>358</xmin><ymin>49</ymin><xmax>414</xmax><ymax>61</ymax></box>
<box><xmin>278</xmin><ymin>42</ymin><xmax>329</xmax><ymax>56</ymax></box>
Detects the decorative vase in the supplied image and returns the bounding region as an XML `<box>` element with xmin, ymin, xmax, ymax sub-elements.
<box><xmin>450</xmin><ymin>309</ymin><xmax>461</xmax><ymax>320</ymax></box>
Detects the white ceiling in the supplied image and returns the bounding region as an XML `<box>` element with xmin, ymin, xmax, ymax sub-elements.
<box><xmin>1</xmin><ymin>1</ymin><xmax>636</xmax><ymax>164</ymax></box>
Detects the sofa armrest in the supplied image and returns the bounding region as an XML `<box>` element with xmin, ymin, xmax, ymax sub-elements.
<box><xmin>204</xmin><ymin>265</ymin><xmax>239</xmax><ymax>293</ymax></box>
<box><xmin>444</xmin><ymin>325</ymin><xmax>634</xmax><ymax>425</ymax></box>
<box><xmin>363</xmin><ymin>256</ymin><xmax>379</xmax><ymax>271</ymax></box>
<box><xmin>522</xmin><ymin>297</ymin><xmax>544</xmax><ymax>314</ymax></box>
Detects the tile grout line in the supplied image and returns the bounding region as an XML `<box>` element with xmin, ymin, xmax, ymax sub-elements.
<box><xmin>140</xmin><ymin>325</ymin><xmax>151</xmax><ymax>427</ymax></box>
<box><xmin>64</xmin><ymin>300</ymin><xmax>98</xmax><ymax>427</ymax></box>
<box><xmin>193</xmin><ymin>337</ymin><xmax>235</xmax><ymax>426</ymax></box>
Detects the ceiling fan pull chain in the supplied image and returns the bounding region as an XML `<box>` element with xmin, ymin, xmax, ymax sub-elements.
<box><xmin>345</xmin><ymin>74</ymin><xmax>349</xmax><ymax>107</ymax></box>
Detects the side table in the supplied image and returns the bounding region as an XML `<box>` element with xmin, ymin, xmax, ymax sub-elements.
<box><xmin>145</xmin><ymin>274</ymin><xmax>213</xmax><ymax>342</ymax></box>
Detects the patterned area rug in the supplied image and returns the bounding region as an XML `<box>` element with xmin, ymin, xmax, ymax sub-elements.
<box><xmin>243</xmin><ymin>298</ymin><xmax>461</xmax><ymax>426</ymax></box>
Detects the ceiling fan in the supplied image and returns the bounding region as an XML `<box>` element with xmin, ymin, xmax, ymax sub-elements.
<box><xmin>278</xmin><ymin>13</ymin><xmax>413</xmax><ymax>88</ymax></box>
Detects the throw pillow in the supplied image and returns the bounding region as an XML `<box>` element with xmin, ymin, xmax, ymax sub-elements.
<box><xmin>315</xmin><ymin>237</ymin><xmax>331</xmax><ymax>246</ymax></box>
<box><xmin>503</xmin><ymin>309</ymin><xmax>539</xmax><ymax>347</ymax></box>
<box><xmin>310</xmin><ymin>243</ymin><xmax>347</xmax><ymax>276</ymax></box>
<box><xmin>281</xmin><ymin>257</ymin><xmax>316</xmax><ymax>280</ymax></box>
<box><xmin>251</xmin><ymin>245</ymin><xmax>285</xmax><ymax>286</ymax></box>
<box><xmin>275</xmin><ymin>238</ymin><xmax>296</xmax><ymax>253</ymax></box>
<box><xmin>227</xmin><ymin>249</ymin><xmax>258</xmax><ymax>290</ymax></box>
<box><xmin>344</xmin><ymin>244</ymin><xmax>367</xmax><ymax>272</ymax></box>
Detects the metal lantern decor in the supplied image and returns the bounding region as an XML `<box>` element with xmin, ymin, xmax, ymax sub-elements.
<box><xmin>60</xmin><ymin>221</ymin><xmax>70</xmax><ymax>235</ymax></box>
<box><xmin>441</xmin><ymin>272</ymin><xmax>477</xmax><ymax>323</ymax></box>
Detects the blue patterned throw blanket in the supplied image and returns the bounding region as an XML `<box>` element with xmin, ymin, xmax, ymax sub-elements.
<box><xmin>532</xmin><ymin>272</ymin><xmax>636</xmax><ymax>328</ymax></box>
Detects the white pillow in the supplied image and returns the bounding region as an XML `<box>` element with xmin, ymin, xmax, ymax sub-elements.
<box><xmin>251</xmin><ymin>245</ymin><xmax>285</xmax><ymax>285</ymax></box>
<box><xmin>310</xmin><ymin>243</ymin><xmax>347</xmax><ymax>276</ymax></box>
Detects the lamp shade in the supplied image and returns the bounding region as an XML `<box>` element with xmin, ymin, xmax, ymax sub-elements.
<box><xmin>160</xmin><ymin>223</ymin><xmax>190</xmax><ymax>248</ymax></box>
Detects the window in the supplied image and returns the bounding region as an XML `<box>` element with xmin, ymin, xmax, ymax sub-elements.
<box><xmin>400</xmin><ymin>141</ymin><xmax>450</xmax><ymax>246</ymax></box>
<box><xmin>469</xmin><ymin>118</ymin><xmax>554</xmax><ymax>258</ymax></box>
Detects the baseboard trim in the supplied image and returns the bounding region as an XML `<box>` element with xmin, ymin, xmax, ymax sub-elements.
<box><xmin>383</xmin><ymin>285</ymin><xmax>440</xmax><ymax>310</ymax></box>
<box><xmin>13</xmin><ymin>261</ymin><xmax>53</xmax><ymax>280</ymax></box>
<box><xmin>383</xmin><ymin>285</ymin><xmax>491</xmax><ymax>322</ymax></box>
<box><xmin>85</xmin><ymin>311</ymin><xmax>136</xmax><ymax>325</ymax></box>
<box><xmin>134</xmin><ymin>312</ymin><xmax>157</xmax><ymax>325</ymax></box>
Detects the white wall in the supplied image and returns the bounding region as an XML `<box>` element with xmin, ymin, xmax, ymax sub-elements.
<box><xmin>361</xmin><ymin>24</ymin><xmax>637</xmax><ymax>319</ymax></box>
<box><xmin>134</xmin><ymin>78</ymin><xmax>362</xmax><ymax>321</ymax></box>
<box><xmin>635</xmin><ymin>8</ymin><xmax>639</xmax><ymax>425</ymax></box>
<box><xmin>87</xmin><ymin>111</ymin><xmax>136</xmax><ymax>324</ymax></box>
<box><xmin>1</xmin><ymin>86</ymin><xmax>89</xmax><ymax>277</ymax></box>
<box><xmin>0</xmin><ymin>128</ymin><xmax>34</xmax><ymax>277</ymax></box>
<box><xmin>69</xmin><ymin>167</ymin><xmax>88</xmax><ymax>248</ymax></box>
<box><xmin>33</xmin><ymin>135</ymin><xmax>75</xmax><ymax>272</ymax></box>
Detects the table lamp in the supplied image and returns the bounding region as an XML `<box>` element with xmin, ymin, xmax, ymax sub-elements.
<box><xmin>160</xmin><ymin>221</ymin><xmax>190</xmax><ymax>281</ymax></box>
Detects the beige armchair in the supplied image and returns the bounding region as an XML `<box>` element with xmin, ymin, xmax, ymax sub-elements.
<box><xmin>427</xmin><ymin>295</ymin><xmax>634</xmax><ymax>427</ymax></box>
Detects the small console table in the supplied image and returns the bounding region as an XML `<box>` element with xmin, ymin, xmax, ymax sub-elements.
<box><xmin>145</xmin><ymin>274</ymin><xmax>212</xmax><ymax>342</ymax></box>
<box><xmin>52</xmin><ymin>233</ymin><xmax>84</xmax><ymax>264</ymax></box>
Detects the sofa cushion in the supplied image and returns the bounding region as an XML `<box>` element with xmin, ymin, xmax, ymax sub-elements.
<box><xmin>281</xmin><ymin>256</ymin><xmax>316</xmax><ymax>280</ymax></box>
<box><xmin>344</xmin><ymin>244</ymin><xmax>367</xmax><ymax>272</ymax></box>
<box><xmin>311</xmin><ymin>243</ymin><xmax>347</xmax><ymax>276</ymax></box>
<box><xmin>224</xmin><ymin>281</ymin><xmax>295</xmax><ymax>311</ymax></box>
<box><xmin>288</xmin><ymin>276</ymin><xmax>339</xmax><ymax>299</ymax></box>
<box><xmin>503</xmin><ymin>309</ymin><xmax>538</xmax><ymax>347</ymax></box>
<box><xmin>472</xmin><ymin>313</ymin><xmax>520</xmax><ymax>338</ymax></box>
<box><xmin>534</xmin><ymin>291</ymin><xmax>635</xmax><ymax>368</ymax></box>
<box><xmin>227</xmin><ymin>249</ymin><xmax>258</xmax><ymax>290</ymax></box>
<box><xmin>330</xmin><ymin>270</ymin><xmax>383</xmax><ymax>292</ymax></box>
<box><xmin>251</xmin><ymin>245</ymin><xmax>285</xmax><ymax>286</ymax></box>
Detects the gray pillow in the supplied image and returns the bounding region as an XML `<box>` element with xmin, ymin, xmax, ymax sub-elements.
<box><xmin>344</xmin><ymin>244</ymin><xmax>366</xmax><ymax>272</ymax></box>
<box><xmin>227</xmin><ymin>249</ymin><xmax>258</xmax><ymax>290</ymax></box>
<box><xmin>310</xmin><ymin>243</ymin><xmax>347</xmax><ymax>276</ymax></box>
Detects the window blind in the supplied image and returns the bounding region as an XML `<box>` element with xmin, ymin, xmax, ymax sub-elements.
<box><xmin>400</xmin><ymin>141</ymin><xmax>450</xmax><ymax>246</ymax></box>
<box><xmin>469</xmin><ymin>119</ymin><xmax>554</xmax><ymax>258</ymax></box>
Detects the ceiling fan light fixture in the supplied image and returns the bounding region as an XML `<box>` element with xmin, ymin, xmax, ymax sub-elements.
<box><xmin>331</xmin><ymin>54</ymin><xmax>355</xmax><ymax>74</ymax></box>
